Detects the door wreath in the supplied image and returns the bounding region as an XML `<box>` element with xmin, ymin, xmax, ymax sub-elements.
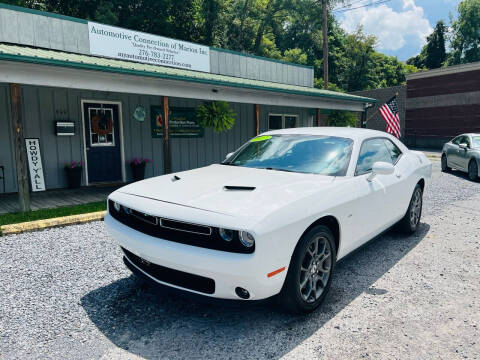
<box><xmin>91</xmin><ymin>113</ymin><xmax>113</xmax><ymax>135</ymax></box>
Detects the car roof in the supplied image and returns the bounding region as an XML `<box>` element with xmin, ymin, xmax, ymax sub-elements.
<box><xmin>262</xmin><ymin>127</ymin><xmax>391</xmax><ymax>141</ymax></box>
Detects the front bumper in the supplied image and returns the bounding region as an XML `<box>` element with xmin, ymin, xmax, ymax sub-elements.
<box><xmin>105</xmin><ymin>214</ymin><xmax>288</xmax><ymax>300</ymax></box>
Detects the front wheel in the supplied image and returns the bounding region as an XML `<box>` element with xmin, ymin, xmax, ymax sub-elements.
<box><xmin>398</xmin><ymin>184</ymin><xmax>423</xmax><ymax>234</ymax></box>
<box><xmin>279</xmin><ymin>225</ymin><xmax>336</xmax><ymax>314</ymax></box>
<box><xmin>441</xmin><ymin>154</ymin><xmax>451</xmax><ymax>172</ymax></box>
<box><xmin>468</xmin><ymin>160</ymin><xmax>478</xmax><ymax>181</ymax></box>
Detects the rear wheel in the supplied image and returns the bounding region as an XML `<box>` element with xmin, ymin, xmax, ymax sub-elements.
<box><xmin>398</xmin><ymin>184</ymin><xmax>423</xmax><ymax>234</ymax></box>
<box><xmin>468</xmin><ymin>160</ymin><xmax>478</xmax><ymax>181</ymax></box>
<box><xmin>441</xmin><ymin>154</ymin><xmax>451</xmax><ymax>172</ymax></box>
<box><xmin>279</xmin><ymin>225</ymin><xmax>336</xmax><ymax>314</ymax></box>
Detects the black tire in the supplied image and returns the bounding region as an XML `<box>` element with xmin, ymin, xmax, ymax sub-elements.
<box><xmin>441</xmin><ymin>154</ymin><xmax>451</xmax><ymax>172</ymax></box>
<box><xmin>398</xmin><ymin>184</ymin><xmax>423</xmax><ymax>234</ymax></box>
<box><xmin>279</xmin><ymin>225</ymin><xmax>336</xmax><ymax>314</ymax></box>
<box><xmin>468</xmin><ymin>160</ymin><xmax>478</xmax><ymax>181</ymax></box>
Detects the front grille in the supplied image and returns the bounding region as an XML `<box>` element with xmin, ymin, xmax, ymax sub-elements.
<box><xmin>108</xmin><ymin>200</ymin><xmax>254</xmax><ymax>254</ymax></box>
<box><xmin>122</xmin><ymin>247</ymin><xmax>215</xmax><ymax>294</ymax></box>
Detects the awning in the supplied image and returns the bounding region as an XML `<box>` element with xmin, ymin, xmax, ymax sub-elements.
<box><xmin>0</xmin><ymin>43</ymin><xmax>376</xmax><ymax>111</ymax></box>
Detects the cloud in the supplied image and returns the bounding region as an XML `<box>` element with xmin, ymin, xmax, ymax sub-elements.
<box><xmin>340</xmin><ymin>0</ymin><xmax>432</xmax><ymax>53</ymax></box>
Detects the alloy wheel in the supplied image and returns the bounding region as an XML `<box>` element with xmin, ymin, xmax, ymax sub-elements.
<box><xmin>299</xmin><ymin>235</ymin><xmax>332</xmax><ymax>303</ymax></box>
<box><xmin>410</xmin><ymin>188</ymin><xmax>422</xmax><ymax>227</ymax></box>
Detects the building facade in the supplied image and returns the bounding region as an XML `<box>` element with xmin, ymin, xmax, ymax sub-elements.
<box><xmin>0</xmin><ymin>4</ymin><xmax>374</xmax><ymax>207</ymax></box>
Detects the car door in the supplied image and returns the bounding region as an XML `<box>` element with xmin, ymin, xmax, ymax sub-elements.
<box><xmin>347</xmin><ymin>138</ymin><xmax>405</xmax><ymax>251</ymax></box>
<box><xmin>448</xmin><ymin>136</ymin><xmax>463</xmax><ymax>168</ymax></box>
<box><xmin>457</xmin><ymin>135</ymin><xmax>472</xmax><ymax>171</ymax></box>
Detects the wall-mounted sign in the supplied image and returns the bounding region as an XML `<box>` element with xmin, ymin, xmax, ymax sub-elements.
<box><xmin>151</xmin><ymin>106</ymin><xmax>204</xmax><ymax>138</ymax></box>
<box><xmin>133</xmin><ymin>105</ymin><xmax>146</xmax><ymax>122</ymax></box>
<box><xmin>25</xmin><ymin>138</ymin><xmax>46</xmax><ymax>192</ymax></box>
<box><xmin>88</xmin><ymin>22</ymin><xmax>210</xmax><ymax>73</ymax></box>
<box><xmin>56</xmin><ymin>121</ymin><xmax>75</xmax><ymax>136</ymax></box>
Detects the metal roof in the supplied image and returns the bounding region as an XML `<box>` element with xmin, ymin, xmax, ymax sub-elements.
<box><xmin>0</xmin><ymin>43</ymin><xmax>375</xmax><ymax>104</ymax></box>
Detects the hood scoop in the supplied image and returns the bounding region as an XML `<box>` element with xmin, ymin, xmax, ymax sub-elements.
<box><xmin>223</xmin><ymin>185</ymin><xmax>256</xmax><ymax>191</ymax></box>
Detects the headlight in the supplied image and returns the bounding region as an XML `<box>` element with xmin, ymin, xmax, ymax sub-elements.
<box><xmin>113</xmin><ymin>201</ymin><xmax>121</xmax><ymax>212</ymax></box>
<box><xmin>239</xmin><ymin>231</ymin><xmax>255</xmax><ymax>248</ymax></box>
<box><xmin>123</xmin><ymin>206</ymin><xmax>131</xmax><ymax>215</ymax></box>
<box><xmin>219</xmin><ymin>228</ymin><xmax>234</xmax><ymax>241</ymax></box>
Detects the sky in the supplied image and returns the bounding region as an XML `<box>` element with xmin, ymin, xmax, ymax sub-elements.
<box><xmin>337</xmin><ymin>0</ymin><xmax>462</xmax><ymax>61</ymax></box>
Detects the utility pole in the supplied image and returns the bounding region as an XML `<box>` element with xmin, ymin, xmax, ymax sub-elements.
<box><xmin>322</xmin><ymin>0</ymin><xmax>328</xmax><ymax>90</ymax></box>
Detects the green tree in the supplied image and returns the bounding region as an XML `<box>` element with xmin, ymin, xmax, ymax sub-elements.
<box><xmin>407</xmin><ymin>20</ymin><xmax>446</xmax><ymax>69</ymax></box>
<box><xmin>449</xmin><ymin>0</ymin><xmax>480</xmax><ymax>65</ymax></box>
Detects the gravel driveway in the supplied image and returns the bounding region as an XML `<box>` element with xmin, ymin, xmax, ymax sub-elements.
<box><xmin>1</xmin><ymin>161</ymin><xmax>479</xmax><ymax>359</ymax></box>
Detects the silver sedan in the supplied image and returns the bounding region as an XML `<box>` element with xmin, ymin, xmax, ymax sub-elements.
<box><xmin>442</xmin><ymin>133</ymin><xmax>480</xmax><ymax>181</ymax></box>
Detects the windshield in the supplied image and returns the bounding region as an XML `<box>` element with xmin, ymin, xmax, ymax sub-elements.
<box><xmin>472</xmin><ymin>136</ymin><xmax>480</xmax><ymax>149</ymax></box>
<box><xmin>226</xmin><ymin>135</ymin><xmax>353</xmax><ymax>176</ymax></box>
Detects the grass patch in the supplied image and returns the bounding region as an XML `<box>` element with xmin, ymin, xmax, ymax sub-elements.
<box><xmin>0</xmin><ymin>201</ymin><xmax>106</xmax><ymax>227</ymax></box>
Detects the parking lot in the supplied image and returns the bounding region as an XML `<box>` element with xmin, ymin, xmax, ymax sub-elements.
<box><xmin>1</xmin><ymin>159</ymin><xmax>479</xmax><ymax>360</ymax></box>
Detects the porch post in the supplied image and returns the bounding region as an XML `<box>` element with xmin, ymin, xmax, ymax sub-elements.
<box><xmin>254</xmin><ymin>104</ymin><xmax>260</xmax><ymax>135</ymax></box>
<box><xmin>316</xmin><ymin>108</ymin><xmax>322</xmax><ymax>126</ymax></box>
<box><xmin>162</xmin><ymin>96</ymin><xmax>172</xmax><ymax>174</ymax></box>
<box><xmin>9</xmin><ymin>83</ymin><xmax>30</xmax><ymax>212</ymax></box>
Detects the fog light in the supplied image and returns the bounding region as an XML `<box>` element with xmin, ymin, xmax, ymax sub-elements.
<box><xmin>239</xmin><ymin>231</ymin><xmax>255</xmax><ymax>248</ymax></box>
<box><xmin>113</xmin><ymin>201</ymin><xmax>121</xmax><ymax>212</ymax></box>
<box><xmin>219</xmin><ymin>228</ymin><xmax>234</xmax><ymax>242</ymax></box>
<box><xmin>235</xmin><ymin>287</ymin><xmax>250</xmax><ymax>299</ymax></box>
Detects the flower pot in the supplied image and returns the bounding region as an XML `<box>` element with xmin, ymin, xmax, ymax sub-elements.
<box><xmin>65</xmin><ymin>167</ymin><xmax>82</xmax><ymax>188</ymax></box>
<box><xmin>130</xmin><ymin>162</ymin><xmax>146</xmax><ymax>182</ymax></box>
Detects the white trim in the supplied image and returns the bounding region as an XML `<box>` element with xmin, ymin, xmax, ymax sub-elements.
<box><xmin>80</xmin><ymin>99</ymin><xmax>126</xmax><ymax>186</ymax></box>
<box><xmin>0</xmin><ymin>61</ymin><xmax>366</xmax><ymax>112</ymax></box>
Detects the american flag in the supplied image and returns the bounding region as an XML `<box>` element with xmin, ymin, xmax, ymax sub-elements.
<box><xmin>379</xmin><ymin>95</ymin><xmax>401</xmax><ymax>138</ymax></box>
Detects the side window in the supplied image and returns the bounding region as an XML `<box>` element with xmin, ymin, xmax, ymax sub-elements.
<box><xmin>384</xmin><ymin>139</ymin><xmax>402</xmax><ymax>164</ymax></box>
<box><xmin>465</xmin><ymin>136</ymin><xmax>471</xmax><ymax>148</ymax></box>
<box><xmin>356</xmin><ymin>138</ymin><xmax>393</xmax><ymax>175</ymax></box>
<box><xmin>452</xmin><ymin>136</ymin><xmax>462</xmax><ymax>145</ymax></box>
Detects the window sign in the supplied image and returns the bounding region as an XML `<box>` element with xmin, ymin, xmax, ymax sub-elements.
<box><xmin>25</xmin><ymin>138</ymin><xmax>46</xmax><ymax>192</ymax></box>
<box><xmin>151</xmin><ymin>107</ymin><xmax>204</xmax><ymax>138</ymax></box>
<box><xmin>88</xmin><ymin>22</ymin><xmax>210</xmax><ymax>72</ymax></box>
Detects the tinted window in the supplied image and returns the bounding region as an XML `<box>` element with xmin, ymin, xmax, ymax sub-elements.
<box><xmin>452</xmin><ymin>136</ymin><xmax>463</xmax><ymax>145</ymax></box>
<box><xmin>356</xmin><ymin>138</ymin><xmax>393</xmax><ymax>175</ymax></box>
<box><xmin>384</xmin><ymin>139</ymin><xmax>402</xmax><ymax>163</ymax></box>
<box><xmin>228</xmin><ymin>135</ymin><xmax>353</xmax><ymax>176</ymax></box>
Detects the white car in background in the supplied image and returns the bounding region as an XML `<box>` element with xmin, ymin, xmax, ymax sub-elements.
<box><xmin>105</xmin><ymin>128</ymin><xmax>431</xmax><ymax>313</ymax></box>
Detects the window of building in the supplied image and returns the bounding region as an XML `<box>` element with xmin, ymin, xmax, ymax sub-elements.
<box><xmin>268</xmin><ymin>114</ymin><xmax>299</xmax><ymax>130</ymax></box>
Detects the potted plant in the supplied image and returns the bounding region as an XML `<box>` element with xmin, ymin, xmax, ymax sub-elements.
<box><xmin>130</xmin><ymin>158</ymin><xmax>152</xmax><ymax>182</ymax></box>
<box><xmin>196</xmin><ymin>101</ymin><xmax>236</xmax><ymax>132</ymax></box>
<box><xmin>65</xmin><ymin>161</ymin><xmax>83</xmax><ymax>188</ymax></box>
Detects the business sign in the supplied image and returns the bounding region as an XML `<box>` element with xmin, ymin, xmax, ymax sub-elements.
<box><xmin>151</xmin><ymin>107</ymin><xmax>204</xmax><ymax>138</ymax></box>
<box><xmin>88</xmin><ymin>22</ymin><xmax>210</xmax><ymax>72</ymax></box>
<box><xmin>25</xmin><ymin>138</ymin><xmax>46</xmax><ymax>192</ymax></box>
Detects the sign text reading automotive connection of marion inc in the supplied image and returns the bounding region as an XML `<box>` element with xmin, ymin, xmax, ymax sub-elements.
<box><xmin>88</xmin><ymin>22</ymin><xmax>210</xmax><ymax>72</ymax></box>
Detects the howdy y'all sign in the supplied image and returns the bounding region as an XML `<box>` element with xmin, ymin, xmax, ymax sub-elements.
<box><xmin>25</xmin><ymin>138</ymin><xmax>46</xmax><ymax>192</ymax></box>
<box><xmin>151</xmin><ymin>107</ymin><xmax>204</xmax><ymax>138</ymax></box>
<box><xmin>88</xmin><ymin>22</ymin><xmax>210</xmax><ymax>72</ymax></box>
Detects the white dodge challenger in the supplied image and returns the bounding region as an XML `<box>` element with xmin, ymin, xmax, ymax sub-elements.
<box><xmin>105</xmin><ymin>127</ymin><xmax>431</xmax><ymax>313</ymax></box>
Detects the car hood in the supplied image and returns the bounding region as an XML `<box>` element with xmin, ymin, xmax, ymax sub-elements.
<box><xmin>116</xmin><ymin>164</ymin><xmax>337</xmax><ymax>218</ymax></box>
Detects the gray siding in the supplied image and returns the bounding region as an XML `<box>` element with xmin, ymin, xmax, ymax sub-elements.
<box><xmin>0</xmin><ymin>84</ymin><xmax>17</xmax><ymax>193</ymax></box>
<box><xmin>0</xmin><ymin>7</ymin><xmax>314</xmax><ymax>88</ymax></box>
<box><xmin>210</xmin><ymin>49</ymin><xmax>314</xmax><ymax>87</ymax></box>
<box><xmin>0</xmin><ymin>8</ymin><xmax>90</xmax><ymax>54</ymax></box>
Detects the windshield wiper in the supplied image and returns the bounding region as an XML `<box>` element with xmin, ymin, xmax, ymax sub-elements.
<box><xmin>264</xmin><ymin>167</ymin><xmax>297</xmax><ymax>173</ymax></box>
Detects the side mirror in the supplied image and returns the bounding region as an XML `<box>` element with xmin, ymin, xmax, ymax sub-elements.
<box><xmin>225</xmin><ymin>152</ymin><xmax>234</xmax><ymax>160</ymax></box>
<box><xmin>367</xmin><ymin>161</ymin><xmax>394</xmax><ymax>182</ymax></box>
<box><xmin>459</xmin><ymin>143</ymin><xmax>468</xmax><ymax>150</ymax></box>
